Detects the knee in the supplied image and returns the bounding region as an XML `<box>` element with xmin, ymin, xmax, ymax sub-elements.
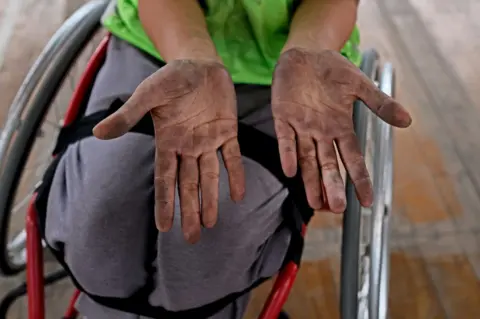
<box><xmin>67</xmin><ymin>136</ymin><xmax>153</xmax><ymax>239</ymax></box>
<box><xmin>46</xmin><ymin>136</ymin><xmax>154</xmax><ymax>296</ymax></box>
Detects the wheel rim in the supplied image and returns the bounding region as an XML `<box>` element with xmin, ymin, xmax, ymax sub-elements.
<box><xmin>1</xmin><ymin>31</ymin><xmax>105</xmax><ymax>273</ymax></box>
<box><xmin>340</xmin><ymin>49</ymin><xmax>379</xmax><ymax>319</ymax></box>
<box><xmin>357</xmin><ymin>63</ymin><xmax>394</xmax><ymax>319</ymax></box>
<box><xmin>376</xmin><ymin>63</ymin><xmax>394</xmax><ymax>319</ymax></box>
<box><xmin>5</xmin><ymin>96</ymin><xmax>66</xmax><ymax>268</ymax></box>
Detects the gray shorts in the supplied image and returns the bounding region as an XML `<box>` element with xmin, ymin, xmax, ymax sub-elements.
<box><xmin>45</xmin><ymin>36</ymin><xmax>291</xmax><ymax>319</ymax></box>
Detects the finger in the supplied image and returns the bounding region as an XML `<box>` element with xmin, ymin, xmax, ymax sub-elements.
<box><xmin>336</xmin><ymin>132</ymin><xmax>373</xmax><ymax>207</ymax></box>
<box><xmin>317</xmin><ymin>140</ymin><xmax>346</xmax><ymax>213</ymax></box>
<box><xmin>93</xmin><ymin>94</ymin><xmax>150</xmax><ymax>140</ymax></box>
<box><xmin>274</xmin><ymin>119</ymin><xmax>297</xmax><ymax>177</ymax></box>
<box><xmin>356</xmin><ymin>74</ymin><xmax>412</xmax><ymax>128</ymax></box>
<box><xmin>179</xmin><ymin>156</ymin><xmax>201</xmax><ymax>243</ymax></box>
<box><xmin>221</xmin><ymin>138</ymin><xmax>245</xmax><ymax>202</ymax></box>
<box><xmin>154</xmin><ymin>150</ymin><xmax>178</xmax><ymax>232</ymax></box>
<box><xmin>297</xmin><ymin>137</ymin><xmax>323</xmax><ymax>209</ymax></box>
<box><xmin>199</xmin><ymin>152</ymin><xmax>220</xmax><ymax>228</ymax></box>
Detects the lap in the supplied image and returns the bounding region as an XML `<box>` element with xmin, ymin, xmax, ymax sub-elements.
<box><xmin>45</xmin><ymin>36</ymin><xmax>291</xmax><ymax>313</ymax></box>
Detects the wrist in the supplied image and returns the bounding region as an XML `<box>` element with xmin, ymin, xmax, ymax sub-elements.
<box><xmin>139</xmin><ymin>0</ymin><xmax>223</xmax><ymax>64</ymax></box>
<box><xmin>281</xmin><ymin>41</ymin><xmax>338</xmax><ymax>55</ymax></box>
<box><xmin>282</xmin><ymin>0</ymin><xmax>357</xmax><ymax>54</ymax></box>
<box><xmin>277</xmin><ymin>47</ymin><xmax>338</xmax><ymax>68</ymax></box>
<box><xmin>164</xmin><ymin>37</ymin><xmax>223</xmax><ymax>64</ymax></box>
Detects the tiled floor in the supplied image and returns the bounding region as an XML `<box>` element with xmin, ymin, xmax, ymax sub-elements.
<box><xmin>1</xmin><ymin>0</ymin><xmax>480</xmax><ymax>318</ymax></box>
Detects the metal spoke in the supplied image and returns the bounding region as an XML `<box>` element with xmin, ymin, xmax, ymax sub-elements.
<box><xmin>51</xmin><ymin>100</ymin><xmax>62</xmax><ymax>123</ymax></box>
<box><xmin>44</xmin><ymin>118</ymin><xmax>62</xmax><ymax>129</ymax></box>
<box><xmin>11</xmin><ymin>194</ymin><xmax>31</xmax><ymax>216</ymax></box>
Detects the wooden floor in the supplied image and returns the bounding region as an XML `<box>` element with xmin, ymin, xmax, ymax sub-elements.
<box><xmin>1</xmin><ymin>0</ymin><xmax>480</xmax><ymax>318</ymax></box>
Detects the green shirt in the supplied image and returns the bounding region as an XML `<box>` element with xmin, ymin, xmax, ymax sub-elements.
<box><xmin>102</xmin><ymin>0</ymin><xmax>361</xmax><ymax>85</ymax></box>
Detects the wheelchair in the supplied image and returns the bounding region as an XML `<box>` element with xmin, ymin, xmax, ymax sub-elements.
<box><xmin>0</xmin><ymin>1</ymin><xmax>394</xmax><ymax>318</ymax></box>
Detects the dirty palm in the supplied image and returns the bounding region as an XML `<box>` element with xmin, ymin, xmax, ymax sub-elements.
<box><xmin>94</xmin><ymin>49</ymin><xmax>411</xmax><ymax>243</ymax></box>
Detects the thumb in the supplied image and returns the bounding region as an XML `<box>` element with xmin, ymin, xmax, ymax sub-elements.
<box><xmin>93</xmin><ymin>94</ymin><xmax>150</xmax><ymax>140</ymax></box>
<box><xmin>356</xmin><ymin>74</ymin><xmax>412</xmax><ymax>128</ymax></box>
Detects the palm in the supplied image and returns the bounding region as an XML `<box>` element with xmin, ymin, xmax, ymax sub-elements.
<box><xmin>272</xmin><ymin>49</ymin><xmax>411</xmax><ymax>213</ymax></box>
<box><xmin>93</xmin><ymin>60</ymin><xmax>245</xmax><ymax>243</ymax></box>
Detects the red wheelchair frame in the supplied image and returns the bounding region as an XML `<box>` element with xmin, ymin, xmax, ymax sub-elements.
<box><xmin>23</xmin><ymin>34</ymin><xmax>307</xmax><ymax>319</ymax></box>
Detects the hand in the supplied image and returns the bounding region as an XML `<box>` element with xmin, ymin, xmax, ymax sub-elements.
<box><xmin>272</xmin><ymin>48</ymin><xmax>411</xmax><ymax>213</ymax></box>
<box><xmin>93</xmin><ymin>60</ymin><xmax>245</xmax><ymax>243</ymax></box>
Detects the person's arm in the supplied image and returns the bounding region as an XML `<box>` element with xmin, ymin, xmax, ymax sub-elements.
<box><xmin>282</xmin><ymin>0</ymin><xmax>358</xmax><ymax>53</ymax></box>
<box><xmin>138</xmin><ymin>0</ymin><xmax>221</xmax><ymax>63</ymax></box>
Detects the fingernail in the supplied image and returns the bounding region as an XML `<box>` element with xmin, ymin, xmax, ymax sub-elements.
<box><xmin>156</xmin><ymin>219</ymin><xmax>170</xmax><ymax>232</ymax></box>
<box><xmin>203</xmin><ymin>220</ymin><xmax>216</xmax><ymax>228</ymax></box>
<box><xmin>331</xmin><ymin>197</ymin><xmax>347</xmax><ymax>214</ymax></box>
<box><xmin>362</xmin><ymin>197</ymin><xmax>374</xmax><ymax>208</ymax></box>
<box><xmin>285</xmin><ymin>166</ymin><xmax>297</xmax><ymax>178</ymax></box>
<box><xmin>397</xmin><ymin>112</ymin><xmax>412</xmax><ymax>128</ymax></box>
<box><xmin>157</xmin><ymin>224</ymin><xmax>169</xmax><ymax>232</ymax></box>
<box><xmin>231</xmin><ymin>189</ymin><xmax>245</xmax><ymax>202</ymax></box>
<box><xmin>184</xmin><ymin>231</ymin><xmax>200</xmax><ymax>244</ymax></box>
<box><xmin>92</xmin><ymin>125</ymin><xmax>103</xmax><ymax>138</ymax></box>
<box><xmin>93</xmin><ymin>124</ymin><xmax>117</xmax><ymax>140</ymax></box>
<box><xmin>309</xmin><ymin>199</ymin><xmax>323</xmax><ymax>210</ymax></box>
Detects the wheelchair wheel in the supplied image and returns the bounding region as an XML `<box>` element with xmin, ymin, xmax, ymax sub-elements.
<box><xmin>340</xmin><ymin>50</ymin><xmax>394</xmax><ymax>319</ymax></box>
<box><xmin>0</xmin><ymin>0</ymin><xmax>109</xmax><ymax>276</ymax></box>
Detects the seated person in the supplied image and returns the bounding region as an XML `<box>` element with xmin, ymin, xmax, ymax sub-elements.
<box><xmin>44</xmin><ymin>0</ymin><xmax>411</xmax><ymax>318</ymax></box>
